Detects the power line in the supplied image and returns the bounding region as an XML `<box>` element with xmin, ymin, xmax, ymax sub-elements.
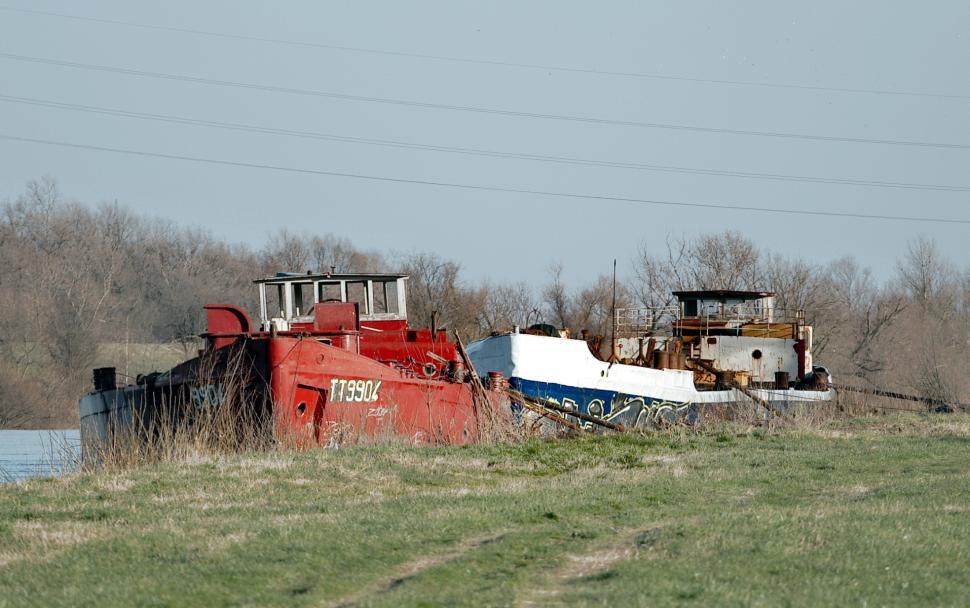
<box><xmin>1</xmin><ymin>133</ymin><xmax>967</xmax><ymax>225</ymax></box>
<box><xmin>1</xmin><ymin>4</ymin><xmax>967</xmax><ymax>102</ymax></box>
<box><xmin>3</xmin><ymin>93</ymin><xmax>968</xmax><ymax>193</ymax></box>
<box><xmin>2</xmin><ymin>52</ymin><xmax>969</xmax><ymax>151</ymax></box>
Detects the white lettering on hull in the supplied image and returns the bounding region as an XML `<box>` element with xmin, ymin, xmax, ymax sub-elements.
<box><xmin>191</xmin><ymin>384</ymin><xmax>225</xmax><ymax>409</ymax></box>
<box><xmin>329</xmin><ymin>379</ymin><xmax>381</xmax><ymax>403</ymax></box>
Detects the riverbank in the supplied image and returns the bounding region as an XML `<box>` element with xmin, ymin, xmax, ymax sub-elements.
<box><xmin>2</xmin><ymin>415</ymin><xmax>969</xmax><ymax>606</ymax></box>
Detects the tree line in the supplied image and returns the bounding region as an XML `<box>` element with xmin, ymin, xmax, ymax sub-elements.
<box><xmin>1</xmin><ymin>177</ymin><xmax>967</xmax><ymax>426</ymax></box>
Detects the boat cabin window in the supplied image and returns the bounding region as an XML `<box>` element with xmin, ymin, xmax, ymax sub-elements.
<box><xmin>674</xmin><ymin>291</ymin><xmax>776</xmax><ymax>322</ymax></box>
<box><xmin>292</xmin><ymin>282</ymin><xmax>313</xmax><ymax>316</ymax></box>
<box><xmin>372</xmin><ymin>280</ymin><xmax>400</xmax><ymax>315</ymax></box>
<box><xmin>319</xmin><ymin>282</ymin><xmax>342</xmax><ymax>302</ymax></box>
<box><xmin>270</xmin><ymin>284</ymin><xmax>285</xmax><ymax>318</ymax></box>
<box><xmin>345</xmin><ymin>281</ymin><xmax>368</xmax><ymax>314</ymax></box>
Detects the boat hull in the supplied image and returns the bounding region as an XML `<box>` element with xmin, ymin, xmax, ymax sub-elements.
<box><xmin>268</xmin><ymin>336</ymin><xmax>481</xmax><ymax>445</ymax></box>
<box><xmin>467</xmin><ymin>333</ymin><xmax>831</xmax><ymax>428</ymax></box>
<box><xmin>80</xmin><ymin>336</ymin><xmax>485</xmax><ymax>459</ymax></box>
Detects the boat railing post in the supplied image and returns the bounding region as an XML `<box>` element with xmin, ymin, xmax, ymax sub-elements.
<box><xmin>397</xmin><ymin>277</ymin><xmax>408</xmax><ymax>320</ymax></box>
<box><xmin>258</xmin><ymin>284</ymin><xmax>268</xmax><ymax>328</ymax></box>
<box><xmin>283</xmin><ymin>282</ymin><xmax>294</xmax><ymax>319</ymax></box>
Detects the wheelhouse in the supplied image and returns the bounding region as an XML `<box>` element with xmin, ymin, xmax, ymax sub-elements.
<box><xmin>673</xmin><ymin>290</ymin><xmax>776</xmax><ymax>322</ymax></box>
<box><xmin>255</xmin><ymin>272</ymin><xmax>409</xmax><ymax>328</ymax></box>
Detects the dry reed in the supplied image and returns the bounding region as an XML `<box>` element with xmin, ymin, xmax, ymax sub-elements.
<box><xmin>86</xmin><ymin>342</ymin><xmax>273</xmax><ymax>471</ymax></box>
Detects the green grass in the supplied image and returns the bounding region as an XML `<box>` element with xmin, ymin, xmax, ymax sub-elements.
<box><xmin>2</xmin><ymin>415</ymin><xmax>970</xmax><ymax>607</ymax></box>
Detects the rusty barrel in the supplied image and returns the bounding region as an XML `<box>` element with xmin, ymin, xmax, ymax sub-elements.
<box><xmin>487</xmin><ymin>371</ymin><xmax>508</xmax><ymax>392</ymax></box>
<box><xmin>775</xmin><ymin>371</ymin><xmax>790</xmax><ymax>390</ymax></box>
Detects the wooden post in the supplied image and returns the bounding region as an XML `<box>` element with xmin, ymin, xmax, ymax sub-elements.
<box><xmin>454</xmin><ymin>332</ymin><xmax>491</xmax><ymax>422</ymax></box>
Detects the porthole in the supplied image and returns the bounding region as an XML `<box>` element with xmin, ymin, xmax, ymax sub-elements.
<box><xmin>752</xmin><ymin>349</ymin><xmax>763</xmax><ymax>360</ymax></box>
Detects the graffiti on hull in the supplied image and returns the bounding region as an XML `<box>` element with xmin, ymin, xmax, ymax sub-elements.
<box><xmin>606</xmin><ymin>395</ymin><xmax>697</xmax><ymax>428</ymax></box>
<box><xmin>538</xmin><ymin>393</ymin><xmax>696</xmax><ymax>430</ymax></box>
<box><xmin>511</xmin><ymin>378</ymin><xmax>697</xmax><ymax>429</ymax></box>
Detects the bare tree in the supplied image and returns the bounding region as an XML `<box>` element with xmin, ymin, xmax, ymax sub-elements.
<box><xmin>398</xmin><ymin>252</ymin><xmax>473</xmax><ymax>334</ymax></box>
<box><xmin>569</xmin><ymin>274</ymin><xmax>633</xmax><ymax>338</ymax></box>
<box><xmin>808</xmin><ymin>257</ymin><xmax>905</xmax><ymax>383</ymax></box>
<box><xmin>888</xmin><ymin>237</ymin><xmax>967</xmax><ymax>401</ymax></box>
<box><xmin>896</xmin><ymin>236</ymin><xmax>957</xmax><ymax>316</ymax></box>
<box><xmin>634</xmin><ymin>231</ymin><xmax>761</xmax><ymax>308</ymax></box>
<box><xmin>690</xmin><ymin>231</ymin><xmax>760</xmax><ymax>289</ymax></box>
<box><xmin>261</xmin><ymin>228</ymin><xmax>311</xmax><ymax>272</ymax></box>
<box><xmin>761</xmin><ymin>253</ymin><xmax>828</xmax><ymax>313</ymax></box>
<box><xmin>309</xmin><ymin>234</ymin><xmax>384</xmax><ymax>273</ymax></box>
<box><xmin>634</xmin><ymin>235</ymin><xmax>689</xmax><ymax>309</ymax></box>
<box><xmin>477</xmin><ymin>280</ymin><xmax>538</xmax><ymax>334</ymax></box>
<box><xmin>541</xmin><ymin>262</ymin><xmax>570</xmax><ymax>329</ymax></box>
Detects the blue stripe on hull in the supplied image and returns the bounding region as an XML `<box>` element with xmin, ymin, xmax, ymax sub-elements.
<box><xmin>510</xmin><ymin>377</ymin><xmax>697</xmax><ymax>427</ymax></box>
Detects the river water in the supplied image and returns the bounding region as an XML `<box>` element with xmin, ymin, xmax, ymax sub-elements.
<box><xmin>0</xmin><ymin>429</ymin><xmax>81</xmax><ymax>483</ymax></box>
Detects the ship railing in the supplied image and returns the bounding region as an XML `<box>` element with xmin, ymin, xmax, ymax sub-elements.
<box><xmin>615</xmin><ymin>305</ymin><xmax>806</xmax><ymax>337</ymax></box>
<box><xmin>614</xmin><ymin>306</ymin><xmax>680</xmax><ymax>337</ymax></box>
<box><xmin>719</xmin><ymin>305</ymin><xmax>805</xmax><ymax>325</ymax></box>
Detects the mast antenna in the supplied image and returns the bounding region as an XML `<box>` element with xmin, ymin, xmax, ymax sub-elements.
<box><xmin>609</xmin><ymin>259</ymin><xmax>618</xmax><ymax>363</ymax></box>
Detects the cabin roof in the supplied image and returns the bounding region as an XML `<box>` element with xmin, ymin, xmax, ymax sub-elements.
<box><xmin>672</xmin><ymin>289</ymin><xmax>775</xmax><ymax>300</ymax></box>
<box><xmin>254</xmin><ymin>272</ymin><xmax>409</xmax><ymax>284</ymax></box>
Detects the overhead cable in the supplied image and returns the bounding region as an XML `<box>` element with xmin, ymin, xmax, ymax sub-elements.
<box><xmin>2</xmin><ymin>52</ymin><xmax>969</xmax><ymax>150</ymax></box>
<box><xmin>2</xmin><ymin>133</ymin><xmax>968</xmax><ymax>225</ymax></box>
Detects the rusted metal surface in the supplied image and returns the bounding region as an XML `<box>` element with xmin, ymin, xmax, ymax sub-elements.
<box><xmin>739</xmin><ymin>324</ymin><xmax>798</xmax><ymax>339</ymax></box>
<box><xmin>640</xmin><ymin>337</ymin><xmax>656</xmax><ymax>367</ymax></box>
<box><xmin>486</xmin><ymin>371</ymin><xmax>508</xmax><ymax>391</ymax></box>
<box><xmin>775</xmin><ymin>371</ymin><xmax>790</xmax><ymax>390</ymax></box>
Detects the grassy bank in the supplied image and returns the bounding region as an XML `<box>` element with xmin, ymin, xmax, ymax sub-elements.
<box><xmin>2</xmin><ymin>415</ymin><xmax>969</xmax><ymax>607</ymax></box>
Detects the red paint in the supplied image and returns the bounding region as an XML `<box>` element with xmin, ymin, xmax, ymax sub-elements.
<box><xmin>204</xmin><ymin>301</ymin><xmax>487</xmax><ymax>445</ymax></box>
<box><xmin>203</xmin><ymin>304</ymin><xmax>253</xmax><ymax>349</ymax></box>
<box><xmin>793</xmin><ymin>339</ymin><xmax>806</xmax><ymax>380</ymax></box>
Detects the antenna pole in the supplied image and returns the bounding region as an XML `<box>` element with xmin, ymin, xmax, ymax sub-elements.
<box><xmin>609</xmin><ymin>259</ymin><xmax>618</xmax><ymax>363</ymax></box>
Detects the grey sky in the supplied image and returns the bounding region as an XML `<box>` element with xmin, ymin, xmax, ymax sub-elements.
<box><xmin>0</xmin><ymin>1</ymin><xmax>967</xmax><ymax>286</ymax></box>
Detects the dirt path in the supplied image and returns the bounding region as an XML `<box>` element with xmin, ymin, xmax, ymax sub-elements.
<box><xmin>329</xmin><ymin>532</ymin><xmax>507</xmax><ymax>607</ymax></box>
<box><xmin>514</xmin><ymin>524</ymin><xmax>667</xmax><ymax>607</ymax></box>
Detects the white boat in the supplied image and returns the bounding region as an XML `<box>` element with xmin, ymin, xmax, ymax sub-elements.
<box><xmin>466</xmin><ymin>290</ymin><xmax>832</xmax><ymax>429</ymax></box>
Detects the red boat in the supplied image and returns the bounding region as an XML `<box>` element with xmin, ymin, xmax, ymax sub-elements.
<box><xmin>80</xmin><ymin>273</ymin><xmax>499</xmax><ymax>451</ymax></box>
